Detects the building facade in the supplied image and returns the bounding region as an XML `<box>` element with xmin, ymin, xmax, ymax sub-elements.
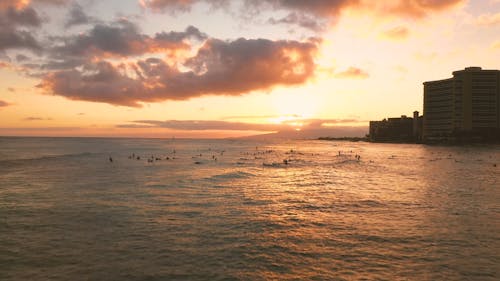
<box><xmin>423</xmin><ymin>67</ymin><xmax>500</xmax><ymax>141</ymax></box>
<box><xmin>369</xmin><ymin>111</ymin><xmax>422</xmax><ymax>142</ymax></box>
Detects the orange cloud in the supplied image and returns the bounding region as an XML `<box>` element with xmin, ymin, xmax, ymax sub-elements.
<box><xmin>23</xmin><ymin>116</ymin><xmax>53</xmax><ymax>121</ymax></box>
<box><xmin>0</xmin><ymin>100</ymin><xmax>11</xmax><ymax>108</ymax></box>
<box><xmin>0</xmin><ymin>0</ymin><xmax>67</xmax><ymax>11</ymax></box>
<box><xmin>118</xmin><ymin>119</ymin><xmax>284</xmax><ymax>131</ymax></box>
<box><xmin>477</xmin><ymin>12</ymin><xmax>500</xmax><ymax>26</ymax></box>
<box><xmin>0</xmin><ymin>1</ymin><xmax>30</xmax><ymax>11</ymax></box>
<box><xmin>118</xmin><ymin>118</ymin><xmax>365</xmax><ymax>131</ymax></box>
<box><xmin>335</xmin><ymin>67</ymin><xmax>369</xmax><ymax>79</ymax></box>
<box><xmin>0</xmin><ymin>61</ymin><xmax>29</xmax><ymax>72</ymax></box>
<box><xmin>381</xmin><ymin>26</ymin><xmax>409</xmax><ymax>40</ymax></box>
<box><xmin>141</xmin><ymin>0</ymin><xmax>201</xmax><ymax>12</ymax></box>
<box><xmin>38</xmin><ymin>37</ymin><xmax>318</xmax><ymax>107</ymax></box>
<box><xmin>379</xmin><ymin>0</ymin><xmax>464</xmax><ymax>18</ymax></box>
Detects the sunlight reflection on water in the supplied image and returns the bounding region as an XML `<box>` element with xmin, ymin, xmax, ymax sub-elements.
<box><xmin>0</xmin><ymin>137</ymin><xmax>498</xmax><ymax>280</ymax></box>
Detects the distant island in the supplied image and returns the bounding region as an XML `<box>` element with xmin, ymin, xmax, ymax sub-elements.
<box><xmin>318</xmin><ymin>136</ymin><xmax>368</xmax><ymax>142</ymax></box>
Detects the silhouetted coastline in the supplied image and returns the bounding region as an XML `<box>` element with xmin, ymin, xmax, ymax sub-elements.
<box><xmin>317</xmin><ymin>136</ymin><xmax>368</xmax><ymax>142</ymax></box>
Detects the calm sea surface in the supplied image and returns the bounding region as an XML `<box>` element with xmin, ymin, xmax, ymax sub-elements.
<box><xmin>0</xmin><ymin>137</ymin><xmax>498</xmax><ymax>280</ymax></box>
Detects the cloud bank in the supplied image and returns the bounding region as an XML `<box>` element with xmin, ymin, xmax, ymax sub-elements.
<box><xmin>119</xmin><ymin>118</ymin><xmax>364</xmax><ymax>131</ymax></box>
<box><xmin>39</xmin><ymin>34</ymin><xmax>318</xmax><ymax>107</ymax></box>
<box><xmin>142</xmin><ymin>0</ymin><xmax>465</xmax><ymax>19</ymax></box>
<box><xmin>139</xmin><ymin>0</ymin><xmax>464</xmax><ymax>33</ymax></box>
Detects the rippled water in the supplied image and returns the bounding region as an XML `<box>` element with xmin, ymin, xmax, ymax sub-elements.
<box><xmin>0</xmin><ymin>137</ymin><xmax>499</xmax><ymax>280</ymax></box>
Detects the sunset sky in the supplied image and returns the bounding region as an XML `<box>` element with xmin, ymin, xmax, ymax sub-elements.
<box><xmin>0</xmin><ymin>0</ymin><xmax>499</xmax><ymax>138</ymax></box>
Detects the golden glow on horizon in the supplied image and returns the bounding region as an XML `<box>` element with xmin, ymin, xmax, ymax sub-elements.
<box><xmin>271</xmin><ymin>91</ymin><xmax>318</xmax><ymax>121</ymax></box>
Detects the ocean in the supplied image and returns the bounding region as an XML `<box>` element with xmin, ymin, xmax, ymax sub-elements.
<box><xmin>0</xmin><ymin>137</ymin><xmax>498</xmax><ymax>280</ymax></box>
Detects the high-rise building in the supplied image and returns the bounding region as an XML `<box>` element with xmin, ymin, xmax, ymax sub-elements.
<box><xmin>423</xmin><ymin>67</ymin><xmax>500</xmax><ymax>141</ymax></box>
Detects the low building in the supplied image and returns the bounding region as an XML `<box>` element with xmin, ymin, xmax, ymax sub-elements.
<box><xmin>369</xmin><ymin>111</ymin><xmax>422</xmax><ymax>142</ymax></box>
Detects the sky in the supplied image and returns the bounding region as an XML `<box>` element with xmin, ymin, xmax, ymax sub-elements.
<box><xmin>0</xmin><ymin>0</ymin><xmax>499</xmax><ymax>138</ymax></box>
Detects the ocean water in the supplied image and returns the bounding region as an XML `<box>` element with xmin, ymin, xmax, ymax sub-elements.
<box><xmin>0</xmin><ymin>137</ymin><xmax>498</xmax><ymax>280</ymax></box>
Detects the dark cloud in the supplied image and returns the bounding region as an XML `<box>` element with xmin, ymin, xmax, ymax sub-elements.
<box><xmin>143</xmin><ymin>0</ymin><xmax>354</xmax><ymax>16</ymax></box>
<box><xmin>155</xmin><ymin>25</ymin><xmax>207</xmax><ymax>43</ymax></box>
<box><xmin>0</xmin><ymin>0</ymin><xmax>68</xmax><ymax>28</ymax></box>
<box><xmin>0</xmin><ymin>3</ymin><xmax>44</xmax><ymax>53</ymax></box>
<box><xmin>268</xmin><ymin>12</ymin><xmax>326</xmax><ymax>32</ymax></box>
<box><xmin>65</xmin><ymin>3</ymin><xmax>96</xmax><ymax>27</ymax></box>
<box><xmin>51</xmin><ymin>21</ymin><xmax>145</xmax><ymax>57</ymax></box>
<box><xmin>0</xmin><ymin>28</ymin><xmax>41</xmax><ymax>51</ymax></box>
<box><xmin>335</xmin><ymin>67</ymin><xmax>369</xmax><ymax>79</ymax></box>
<box><xmin>143</xmin><ymin>0</ymin><xmax>465</xmax><ymax>21</ymax></box>
<box><xmin>0</xmin><ymin>126</ymin><xmax>80</xmax><ymax>134</ymax></box>
<box><xmin>0</xmin><ymin>100</ymin><xmax>10</xmax><ymax>107</ymax></box>
<box><xmin>40</xmin><ymin>57</ymin><xmax>87</xmax><ymax>71</ymax></box>
<box><xmin>16</xmin><ymin>54</ymin><xmax>30</xmax><ymax>61</ymax></box>
<box><xmin>50</xmin><ymin>21</ymin><xmax>205</xmax><ymax>60</ymax></box>
<box><xmin>23</xmin><ymin>116</ymin><xmax>52</xmax><ymax>121</ymax></box>
<box><xmin>118</xmin><ymin>120</ymin><xmax>285</xmax><ymax>131</ymax></box>
<box><xmin>142</xmin><ymin>0</ymin><xmax>230</xmax><ymax>12</ymax></box>
<box><xmin>39</xmin><ymin>37</ymin><xmax>318</xmax><ymax>107</ymax></box>
<box><xmin>142</xmin><ymin>0</ymin><xmax>355</xmax><ymax>20</ymax></box>
<box><xmin>4</xmin><ymin>6</ymin><xmax>42</xmax><ymax>27</ymax></box>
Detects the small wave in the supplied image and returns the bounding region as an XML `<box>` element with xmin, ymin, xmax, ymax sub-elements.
<box><xmin>336</xmin><ymin>159</ymin><xmax>361</xmax><ymax>165</ymax></box>
<box><xmin>347</xmin><ymin>199</ymin><xmax>385</xmax><ymax>209</ymax></box>
<box><xmin>0</xmin><ymin>152</ymin><xmax>96</xmax><ymax>168</ymax></box>
<box><xmin>358</xmin><ymin>199</ymin><xmax>385</xmax><ymax>207</ymax></box>
<box><xmin>206</xmin><ymin>171</ymin><xmax>255</xmax><ymax>181</ymax></box>
<box><xmin>144</xmin><ymin>184</ymin><xmax>168</xmax><ymax>189</ymax></box>
<box><xmin>262</xmin><ymin>162</ymin><xmax>285</xmax><ymax>168</ymax></box>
